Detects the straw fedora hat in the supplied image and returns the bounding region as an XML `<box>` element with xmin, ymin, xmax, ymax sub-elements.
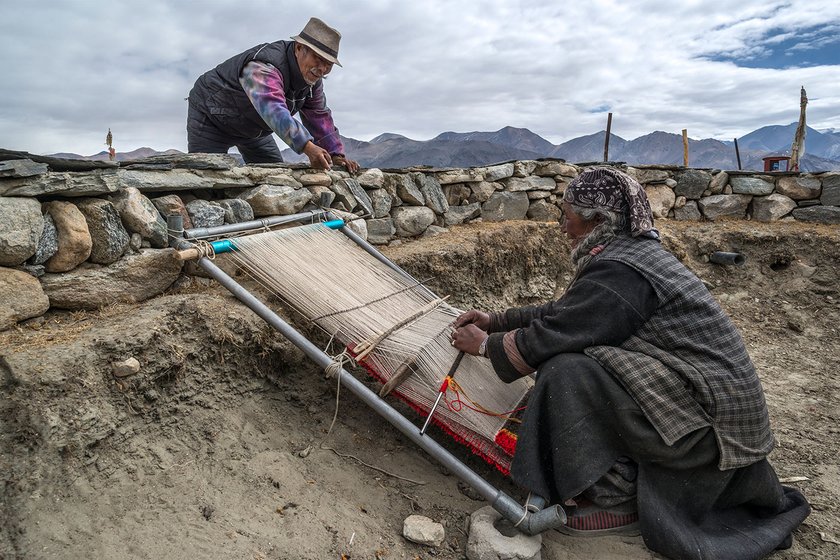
<box><xmin>291</xmin><ymin>17</ymin><xmax>342</xmax><ymax>67</ymax></box>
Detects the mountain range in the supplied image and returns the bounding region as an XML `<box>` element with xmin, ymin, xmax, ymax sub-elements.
<box><xmin>49</xmin><ymin>123</ymin><xmax>840</xmax><ymax>172</ymax></box>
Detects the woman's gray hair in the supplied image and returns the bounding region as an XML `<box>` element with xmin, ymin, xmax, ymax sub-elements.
<box><xmin>568</xmin><ymin>204</ymin><xmax>627</xmax><ymax>271</ymax></box>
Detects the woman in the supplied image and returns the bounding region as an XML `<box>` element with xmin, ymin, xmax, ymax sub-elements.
<box><xmin>451</xmin><ymin>167</ymin><xmax>809</xmax><ymax>559</ymax></box>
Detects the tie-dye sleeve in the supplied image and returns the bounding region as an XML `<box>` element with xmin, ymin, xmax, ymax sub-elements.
<box><xmin>299</xmin><ymin>80</ymin><xmax>345</xmax><ymax>156</ymax></box>
<box><xmin>239</xmin><ymin>61</ymin><xmax>313</xmax><ymax>153</ymax></box>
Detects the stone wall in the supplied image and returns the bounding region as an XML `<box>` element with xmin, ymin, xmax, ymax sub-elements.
<box><xmin>1</xmin><ymin>152</ymin><xmax>839</xmax><ymax>330</ymax></box>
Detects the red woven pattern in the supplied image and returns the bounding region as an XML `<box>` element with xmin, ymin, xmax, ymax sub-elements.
<box><xmin>494</xmin><ymin>428</ymin><xmax>518</xmax><ymax>456</ymax></box>
<box><xmin>350</xmin><ymin>347</ymin><xmax>514</xmax><ymax>475</ymax></box>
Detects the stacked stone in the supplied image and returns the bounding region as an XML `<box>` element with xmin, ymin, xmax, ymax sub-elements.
<box><xmin>2</xmin><ymin>151</ymin><xmax>840</xmax><ymax>330</ymax></box>
<box><xmin>625</xmin><ymin>166</ymin><xmax>840</xmax><ymax>224</ymax></box>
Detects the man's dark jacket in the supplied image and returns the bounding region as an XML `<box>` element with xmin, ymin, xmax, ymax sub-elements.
<box><xmin>188</xmin><ymin>40</ymin><xmax>316</xmax><ymax>140</ymax></box>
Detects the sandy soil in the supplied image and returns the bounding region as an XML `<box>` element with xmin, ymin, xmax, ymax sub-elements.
<box><xmin>1</xmin><ymin>219</ymin><xmax>838</xmax><ymax>560</ymax></box>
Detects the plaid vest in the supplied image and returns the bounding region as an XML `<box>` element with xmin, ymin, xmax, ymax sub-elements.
<box><xmin>585</xmin><ymin>236</ymin><xmax>774</xmax><ymax>469</ymax></box>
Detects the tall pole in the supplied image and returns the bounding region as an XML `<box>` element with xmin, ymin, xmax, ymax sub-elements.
<box><xmin>790</xmin><ymin>86</ymin><xmax>807</xmax><ymax>172</ymax></box>
<box><xmin>603</xmin><ymin>112</ymin><xmax>613</xmax><ymax>162</ymax></box>
<box><xmin>682</xmin><ymin>129</ymin><xmax>689</xmax><ymax>167</ymax></box>
<box><xmin>734</xmin><ymin>138</ymin><xmax>742</xmax><ymax>170</ymax></box>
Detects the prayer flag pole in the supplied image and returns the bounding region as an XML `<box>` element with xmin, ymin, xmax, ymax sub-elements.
<box><xmin>790</xmin><ymin>86</ymin><xmax>807</xmax><ymax>172</ymax></box>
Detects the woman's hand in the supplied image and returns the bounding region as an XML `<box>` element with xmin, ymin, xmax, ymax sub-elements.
<box><xmin>453</xmin><ymin>310</ymin><xmax>491</xmax><ymax>331</ymax></box>
<box><xmin>450</xmin><ymin>323</ymin><xmax>488</xmax><ymax>356</ymax></box>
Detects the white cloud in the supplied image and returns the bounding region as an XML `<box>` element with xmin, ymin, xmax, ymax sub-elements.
<box><xmin>0</xmin><ymin>0</ymin><xmax>838</xmax><ymax>155</ymax></box>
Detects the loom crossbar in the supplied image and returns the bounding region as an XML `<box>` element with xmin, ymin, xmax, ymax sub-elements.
<box><xmin>170</xmin><ymin>213</ymin><xmax>566</xmax><ymax>535</ymax></box>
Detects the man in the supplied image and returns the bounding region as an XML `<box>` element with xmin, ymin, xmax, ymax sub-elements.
<box><xmin>187</xmin><ymin>17</ymin><xmax>359</xmax><ymax>173</ymax></box>
<box><xmin>451</xmin><ymin>168</ymin><xmax>809</xmax><ymax>559</ymax></box>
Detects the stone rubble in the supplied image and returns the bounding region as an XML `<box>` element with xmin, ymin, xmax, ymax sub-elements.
<box><xmin>466</xmin><ymin>506</ymin><xmax>542</xmax><ymax>560</ymax></box>
<box><xmin>402</xmin><ymin>514</ymin><xmax>445</xmax><ymax>547</ymax></box>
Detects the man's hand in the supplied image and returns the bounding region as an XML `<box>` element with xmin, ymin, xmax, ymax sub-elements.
<box><xmin>333</xmin><ymin>155</ymin><xmax>360</xmax><ymax>175</ymax></box>
<box><xmin>451</xmin><ymin>323</ymin><xmax>488</xmax><ymax>356</ymax></box>
<box><xmin>303</xmin><ymin>141</ymin><xmax>333</xmax><ymax>170</ymax></box>
<box><xmin>453</xmin><ymin>310</ymin><xmax>491</xmax><ymax>331</ymax></box>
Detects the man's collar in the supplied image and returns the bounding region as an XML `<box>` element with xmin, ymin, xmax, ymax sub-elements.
<box><xmin>286</xmin><ymin>41</ymin><xmax>317</xmax><ymax>90</ymax></box>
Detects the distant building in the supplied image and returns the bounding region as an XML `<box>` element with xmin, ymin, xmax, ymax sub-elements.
<box><xmin>762</xmin><ymin>155</ymin><xmax>791</xmax><ymax>172</ymax></box>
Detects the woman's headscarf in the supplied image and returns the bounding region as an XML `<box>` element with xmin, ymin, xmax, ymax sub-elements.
<box><xmin>563</xmin><ymin>167</ymin><xmax>657</xmax><ymax>238</ymax></box>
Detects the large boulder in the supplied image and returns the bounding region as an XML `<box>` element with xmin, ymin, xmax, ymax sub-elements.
<box><xmin>500</xmin><ymin>176</ymin><xmax>555</xmax><ymax>192</ymax></box>
<box><xmin>76</xmin><ymin>198</ymin><xmax>130</xmax><ymax>265</ymax></box>
<box><xmin>513</xmin><ymin>161</ymin><xmax>538</xmax><ymax>177</ymax></box>
<box><xmin>470</xmin><ymin>182</ymin><xmax>499</xmax><ymax>203</ymax></box>
<box><xmin>0</xmin><ymin>197</ymin><xmax>43</xmax><ymax>266</ymax></box>
<box><xmin>482</xmin><ymin>192</ymin><xmax>529</xmax><ymax>221</ymax></box>
<box><xmin>466</xmin><ymin>506</ymin><xmax>542</xmax><ymax>560</ymax></box>
<box><xmin>1</xmin><ymin>169</ymin><xmax>120</xmax><ymax>197</ymax></box>
<box><xmin>42</xmin><ymin>201</ymin><xmax>92</xmax><ymax>272</ymax></box>
<box><xmin>391</xmin><ymin>175</ymin><xmax>424</xmax><ymax>206</ymax></box>
<box><xmin>730</xmin><ymin>176</ymin><xmax>774</xmax><ymax>196</ymax></box>
<box><xmin>791</xmin><ymin>206</ymin><xmax>840</xmax><ymax>225</ymax></box>
<box><xmin>40</xmin><ymin>249</ymin><xmax>182</xmax><ymax>310</ymax></box>
<box><xmin>698</xmin><ymin>194</ymin><xmax>751</xmax><ymax>220</ymax></box>
<box><xmin>481</xmin><ymin>163</ymin><xmax>515</xmax><ymax>182</ymax></box>
<box><xmin>216</xmin><ymin>199</ymin><xmax>254</xmax><ymax>224</ymax></box>
<box><xmin>391</xmin><ymin>206</ymin><xmax>435</xmax><ymax>237</ymax></box>
<box><xmin>674</xmin><ymin>169</ymin><xmax>712</xmax><ymax>199</ymax></box>
<box><xmin>185</xmin><ymin>199</ymin><xmax>226</xmax><ymax>228</ymax></box>
<box><xmin>369</xmin><ymin>189</ymin><xmax>393</xmax><ymax>218</ymax></box>
<box><xmin>238</xmin><ymin>184</ymin><xmax>310</xmax><ymax>217</ymax></box>
<box><xmin>416</xmin><ymin>174</ymin><xmax>448</xmax><ymax>215</ymax></box>
<box><xmin>0</xmin><ymin>159</ymin><xmax>48</xmax><ymax>179</ymax></box>
<box><xmin>751</xmin><ymin>194</ymin><xmax>797</xmax><ymax>222</ymax></box>
<box><xmin>527</xmin><ymin>199</ymin><xmax>561</xmax><ymax>221</ymax></box>
<box><xmin>297</xmin><ymin>172</ymin><xmax>332</xmax><ymax>187</ymax></box>
<box><xmin>356</xmin><ymin>168</ymin><xmax>385</xmax><ymax>189</ymax></box>
<box><xmin>534</xmin><ymin>161</ymin><xmax>577</xmax><ymax>178</ymax></box>
<box><xmin>110</xmin><ymin>187</ymin><xmax>168</xmax><ymax>247</ymax></box>
<box><xmin>436</xmin><ymin>169</ymin><xmax>483</xmax><ymax>184</ymax></box>
<box><xmin>630</xmin><ymin>168</ymin><xmax>669</xmax><ymax>184</ymax></box>
<box><xmin>776</xmin><ymin>176</ymin><xmax>821</xmax><ymax>201</ymax></box>
<box><xmin>820</xmin><ymin>173</ymin><xmax>840</xmax><ymax>206</ymax></box>
<box><xmin>708</xmin><ymin>171</ymin><xmax>728</xmax><ymax>194</ymax></box>
<box><xmin>645</xmin><ymin>184</ymin><xmax>676</xmax><ymax>218</ymax></box>
<box><xmin>151</xmin><ymin>194</ymin><xmax>193</xmax><ymax>229</ymax></box>
<box><xmin>365</xmin><ymin>217</ymin><xmax>396</xmax><ymax>244</ymax></box>
<box><xmin>29</xmin><ymin>213</ymin><xmax>58</xmax><ymax>265</ymax></box>
<box><xmin>443</xmin><ymin>184</ymin><xmax>472</xmax><ymax>206</ymax></box>
<box><xmin>0</xmin><ymin>266</ymin><xmax>50</xmax><ymax>330</ymax></box>
<box><xmin>341</xmin><ymin>178</ymin><xmax>374</xmax><ymax>216</ymax></box>
<box><xmin>329</xmin><ymin>179</ymin><xmax>359</xmax><ymax>211</ymax></box>
<box><xmin>674</xmin><ymin>200</ymin><xmax>702</xmax><ymax>221</ymax></box>
<box><xmin>444</xmin><ymin>203</ymin><xmax>481</xmax><ymax>226</ymax></box>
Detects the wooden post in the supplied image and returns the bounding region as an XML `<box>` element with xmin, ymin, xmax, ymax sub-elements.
<box><xmin>790</xmin><ymin>86</ymin><xmax>807</xmax><ymax>173</ymax></box>
<box><xmin>603</xmin><ymin>113</ymin><xmax>613</xmax><ymax>162</ymax></box>
<box><xmin>682</xmin><ymin>129</ymin><xmax>689</xmax><ymax>167</ymax></box>
<box><xmin>734</xmin><ymin>138</ymin><xmax>742</xmax><ymax>170</ymax></box>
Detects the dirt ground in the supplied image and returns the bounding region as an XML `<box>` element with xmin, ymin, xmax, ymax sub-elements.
<box><xmin>1</xmin><ymin>219</ymin><xmax>838</xmax><ymax>560</ymax></box>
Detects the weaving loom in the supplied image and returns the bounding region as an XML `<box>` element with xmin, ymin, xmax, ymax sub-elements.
<box><xmin>171</xmin><ymin>210</ymin><xmax>564</xmax><ymax>534</ymax></box>
<box><xmin>221</xmin><ymin>221</ymin><xmax>532</xmax><ymax>474</ymax></box>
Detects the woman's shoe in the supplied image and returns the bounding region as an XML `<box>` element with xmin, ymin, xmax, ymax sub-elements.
<box><xmin>555</xmin><ymin>502</ymin><xmax>640</xmax><ymax>537</ymax></box>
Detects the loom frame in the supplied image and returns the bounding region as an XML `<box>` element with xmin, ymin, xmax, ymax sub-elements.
<box><xmin>169</xmin><ymin>211</ymin><xmax>566</xmax><ymax>535</ymax></box>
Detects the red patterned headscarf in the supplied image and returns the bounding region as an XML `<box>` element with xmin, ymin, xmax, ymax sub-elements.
<box><xmin>563</xmin><ymin>167</ymin><xmax>656</xmax><ymax>238</ymax></box>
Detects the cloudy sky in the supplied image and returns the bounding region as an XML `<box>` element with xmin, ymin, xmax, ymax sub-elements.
<box><xmin>2</xmin><ymin>0</ymin><xmax>839</xmax><ymax>156</ymax></box>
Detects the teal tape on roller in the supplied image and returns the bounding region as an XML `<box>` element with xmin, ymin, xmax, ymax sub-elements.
<box><xmin>323</xmin><ymin>219</ymin><xmax>345</xmax><ymax>229</ymax></box>
<box><xmin>211</xmin><ymin>239</ymin><xmax>235</xmax><ymax>254</ymax></box>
